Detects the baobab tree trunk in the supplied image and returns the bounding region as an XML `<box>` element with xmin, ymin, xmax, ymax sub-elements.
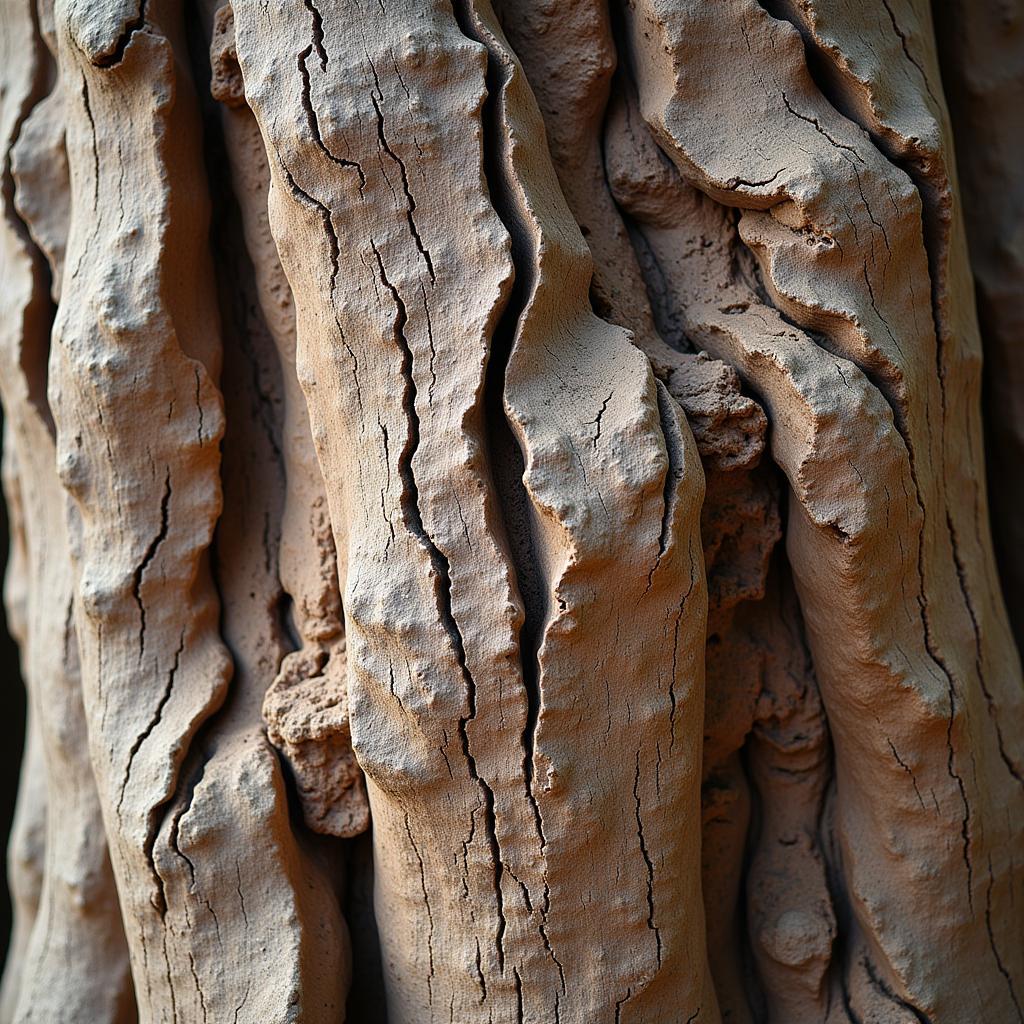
<box><xmin>0</xmin><ymin>0</ymin><xmax>1021</xmax><ymax>1021</ymax></box>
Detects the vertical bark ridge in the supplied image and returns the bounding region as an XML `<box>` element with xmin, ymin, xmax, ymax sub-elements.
<box><xmin>763</xmin><ymin>0</ymin><xmax>1024</xmax><ymax>831</ymax></box>
<box><xmin>492</xmin><ymin>13</ymin><xmax>798</xmax><ymax>1018</ymax></box>
<box><xmin>232</xmin><ymin>0</ymin><xmax>713</xmax><ymax>1018</ymax></box>
<box><xmin>1</xmin><ymin>2</ymin><xmax>135</xmax><ymax>1020</ymax></box>
<box><xmin>232</xmin><ymin>3</ymin><xmax>535</xmax><ymax>1018</ymax></box>
<box><xmin>607</xmin><ymin>118</ymin><xmax>938</xmax><ymax>1018</ymax></box>
<box><xmin>456</xmin><ymin>4</ymin><xmax>714</xmax><ymax>1021</ymax></box>
<box><xmin>932</xmin><ymin>0</ymin><xmax>1024</xmax><ymax>666</ymax></box>
<box><xmin>600</xmin><ymin>62</ymin><xmax>833</xmax><ymax>1021</ymax></box>
<box><xmin>145</xmin><ymin>181</ymin><xmax>351</xmax><ymax>1022</ymax></box>
<box><xmin>49</xmin><ymin>1</ymin><xmax>240</xmax><ymax>1015</ymax></box>
<box><xmin>494</xmin><ymin>0</ymin><xmax>769</xmax><ymax>470</ymax></box>
<box><xmin>613</xmin><ymin>1</ymin><xmax>1024</xmax><ymax>1015</ymax></box>
<box><xmin>3</xmin><ymin>6</ymin><xmax>135</xmax><ymax>1020</ymax></box>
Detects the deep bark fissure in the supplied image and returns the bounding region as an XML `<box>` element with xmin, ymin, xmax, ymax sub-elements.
<box><xmin>90</xmin><ymin>0</ymin><xmax>148</xmax><ymax>70</ymax></box>
<box><xmin>451</xmin><ymin>0</ymin><xmax>549</xmax><ymax>867</ymax></box>
<box><xmin>721</xmin><ymin>88</ymin><xmax>978</xmax><ymax>937</ymax></box>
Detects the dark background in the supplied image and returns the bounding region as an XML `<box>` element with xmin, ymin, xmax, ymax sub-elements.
<box><xmin>0</xmin><ymin>427</ymin><xmax>27</xmax><ymax>963</ymax></box>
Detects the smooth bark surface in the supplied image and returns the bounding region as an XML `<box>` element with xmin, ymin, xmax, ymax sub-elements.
<box><xmin>0</xmin><ymin>1</ymin><xmax>1021</xmax><ymax>1022</ymax></box>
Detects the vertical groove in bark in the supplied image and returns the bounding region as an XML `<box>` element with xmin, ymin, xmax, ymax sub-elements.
<box><xmin>145</xmin><ymin>164</ymin><xmax>350</xmax><ymax>1023</ymax></box>
<box><xmin>764</xmin><ymin>0</ymin><xmax>1024</xmax><ymax>841</ymax></box>
<box><xmin>205</xmin><ymin>1</ymin><xmax>368</xmax><ymax>843</ymax></box>
<box><xmin>490</xmin><ymin>7</ymin><xmax>796</xmax><ymax>1019</ymax></box>
<box><xmin>460</xmin><ymin>6</ymin><xmax>713</xmax><ymax>1020</ymax></box>
<box><xmin>605</xmin><ymin>81</ymin><xmax>836</xmax><ymax>1024</ymax></box>
<box><xmin>742</xmin><ymin>566</ymin><xmax>834</xmax><ymax>1023</ymax></box>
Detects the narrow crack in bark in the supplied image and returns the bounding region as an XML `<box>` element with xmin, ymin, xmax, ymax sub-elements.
<box><xmin>369</xmin><ymin>237</ymin><xmax>508</xmax><ymax>970</ymax></box>
<box><xmin>985</xmin><ymin>854</ymin><xmax>1024</xmax><ymax>1021</ymax></box>
<box><xmin>132</xmin><ymin>468</ymin><xmax>171</xmax><ymax>662</ymax></box>
<box><xmin>405</xmin><ymin>813</ymin><xmax>436</xmax><ymax>1005</ymax></box>
<box><xmin>862</xmin><ymin>956</ymin><xmax>933</xmax><ymax>1024</ymax></box>
<box><xmin>946</xmin><ymin>510</ymin><xmax>1024</xmax><ymax>785</ymax></box>
<box><xmin>633</xmin><ymin>749</ymin><xmax>662</xmax><ymax>966</ymax></box>
<box><xmin>275</xmin><ymin>153</ymin><xmax>362</xmax><ymax>409</ymax></box>
<box><xmin>118</xmin><ymin>625</ymin><xmax>186</xmax><ymax>820</ymax></box>
<box><xmin>296</xmin><ymin>44</ymin><xmax>365</xmax><ymax>192</ymax></box>
<box><xmin>743</xmin><ymin>17</ymin><xmax>1024</xmax><ymax>994</ymax></box>
<box><xmin>451</xmin><ymin>0</ymin><xmax>552</xmax><ymax>901</ymax></box>
<box><xmin>367</xmin><ymin>58</ymin><xmax>434</xmax><ymax>282</ymax></box>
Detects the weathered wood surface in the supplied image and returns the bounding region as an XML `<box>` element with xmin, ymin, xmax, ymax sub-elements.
<box><xmin>0</xmin><ymin>1</ymin><xmax>1021</xmax><ymax>1021</ymax></box>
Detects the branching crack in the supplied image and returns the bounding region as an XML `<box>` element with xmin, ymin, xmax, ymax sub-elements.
<box><xmin>862</xmin><ymin>956</ymin><xmax>933</xmax><ymax>1023</ymax></box>
<box><xmin>592</xmin><ymin>391</ymin><xmax>613</xmax><ymax>446</ymax></box>
<box><xmin>724</xmin><ymin>168</ymin><xmax>785</xmax><ymax>190</ymax></box>
<box><xmin>118</xmin><ymin>625</ymin><xmax>185</xmax><ymax>822</ymax></box>
<box><xmin>297</xmin><ymin>46</ymin><xmax>366</xmax><ymax>193</ymax></box>
<box><xmin>780</xmin><ymin>91</ymin><xmax>863</xmax><ymax>160</ymax></box>
<box><xmin>276</xmin><ymin>155</ymin><xmax>362</xmax><ymax>409</ymax></box>
<box><xmin>885</xmin><ymin>736</ymin><xmax>925</xmax><ymax>810</ymax></box>
<box><xmin>167</xmin><ymin>757</ymin><xmax>222</xmax><ymax>947</ymax></box>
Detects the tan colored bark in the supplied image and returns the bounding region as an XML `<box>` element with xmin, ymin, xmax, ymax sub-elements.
<box><xmin>0</xmin><ymin>4</ymin><xmax>133</xmax><ymax>1020</ymax></box>
<box><xmin>616</xmin><ymin>1</ymin><xmax>1024</xmax><ymax>1017</ymax></box>
<box><xmin>229</xmin><ymin>2</ymin><xmax>711</xmax><ymax>1019</ymax></box>
<box><xmin>206</xmin><ymin>1</ymin><xmax>368</xmax><ymax>841</ymax></box>
<box><xmin>0</xmin><ymin>435</ymin><xmax>43</xmax><ymax>1024</ymax></box>
<box><xmin>0</xmin><ymin>1</ymin><xmax>1021</xmax><ymax>1021</ymax></box>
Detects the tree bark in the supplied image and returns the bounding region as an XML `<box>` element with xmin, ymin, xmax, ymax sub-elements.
<box><xmin>0</xmin><ymin>1</ymin><xmax>1021</xmax><ymax>1022</ymax></box>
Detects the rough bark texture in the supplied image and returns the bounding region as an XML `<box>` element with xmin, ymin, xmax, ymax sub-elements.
<box><xmin>0</xmin><ymin>1</ymin><xmax>1021</xmax><ymax>1022</ymax></box>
